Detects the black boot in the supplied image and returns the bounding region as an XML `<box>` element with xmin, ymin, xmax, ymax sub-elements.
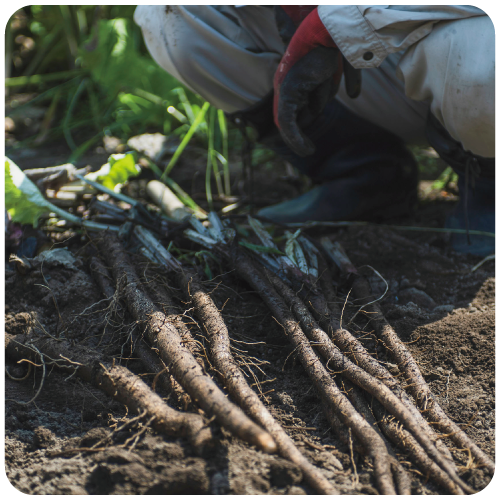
<box><xmin>426</xmin><ymin>113</ymin><xmax>495</xmax><ymax>256</ymax></box>
<box><xmin>231</xmin><ymin>96</ymin><xmax>418</xmax><ymax>224</ymax></box>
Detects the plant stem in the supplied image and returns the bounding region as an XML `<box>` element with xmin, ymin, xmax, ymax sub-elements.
<box><xmin>5</xmin><ymin>70</ymin><xmax>87</xmax><ymax>87</ymax></box>
<box><xmin>217</xmin><ymin>109</ymin><xmax>231</xmax><ymax>196</ymax></box>
<box><xmin>63</xmin><ymin>78</ymin><xmax>87</xmax><ymax>151</ymax></box>
<box><xmin>161</xmin><ymin>102</ymin><xmax>210</xmax><ymax>180</ymax></box>
<box><xmin>208</xmin><ymin>106</ymin><xmax>224</xmax><ymax>198</ymax></box>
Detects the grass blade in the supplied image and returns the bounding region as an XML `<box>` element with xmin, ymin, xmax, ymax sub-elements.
<box><xmin>163</xmin><ymin>176</ymin><xmax>206</xmax><ymax>217</ymax></box>
<box><xmin>161</xmin><ymin>101</ymin><xmax>210</xmax><ymax>180</ymax></box>
<box><xmin>63</xmin><ymin>77</ymin><xmax>87</xmax><ymax>151</ymax></box>
<box><xmin>208</xmin><ymin>106</ymin><xmax>224</xmax><ymax>198</ymax></box>
<box><xmin>5</xmin><ymin>70</ymin><xmax>87</xmax><ymax>88</ymax></box>
<box><xmin>217</xmin><ymin>109</ymin><xmax>231</xmax><ymax>196</ymax></box>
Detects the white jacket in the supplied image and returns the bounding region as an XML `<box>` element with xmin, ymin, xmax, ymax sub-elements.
<box><xmin>318</xmin><ymin>5</ymin><xmax>487</xmax><ymax>68</ymax></box>
<box><xmin>135</xmin><ymin>5</ymin><xmax>494</xmax><ymax>154</ymax></box>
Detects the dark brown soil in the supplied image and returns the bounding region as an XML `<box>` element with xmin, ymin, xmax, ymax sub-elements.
<box><xmin>4</xmin><ymin>144</ymin><xmax>495</xmax><ymax>495</ymax></box>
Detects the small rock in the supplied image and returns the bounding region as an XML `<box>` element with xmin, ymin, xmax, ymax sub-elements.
<box><xmin>433</xmin><ymin>304</ymin><xmax>454</xmax><ymax>313</ymax></box>
<box><xmin>103</xmin><ymin>135</ymin><xmax>124</xmax><ymax>153</ymax></box>
<box><xmin>127</xmin><ymin>133</ymin><xmax>178</xmax><ymax>162</ymax></box>
<box><xmin>400</xmin><ymin>278</ymin><xmax>410</xmax><ymax>289</ymax></box>
<box><xmin>35</xmin><ymin>248</ymin><xmax>77</xmax><ymax>269</ymax></box>
<box><xmin>386</xmin><ymin>302</ymin><xmax>422</xmax><ymax>319</ymax></box>
<box><xmin>398</xmin><ymin>287</ymin><xmax>436</xmax><ymax>309</ymax></box>
<box><xmin>33</xmin><ymin>426</ymin><xmax>55</xmax><ymax>449</ymax></box>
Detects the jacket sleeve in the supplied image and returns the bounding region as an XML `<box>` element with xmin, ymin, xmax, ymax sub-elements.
<box><xmin>318</xmin><ymin>5</ymin><xmax>487</xmax><ymax>69</ymax></box>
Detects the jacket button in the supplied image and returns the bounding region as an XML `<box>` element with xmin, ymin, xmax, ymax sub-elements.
<box><xmin>363</xmin><ymin>51</ymin><xmax>374</xmax><ymax>61</ymax></box>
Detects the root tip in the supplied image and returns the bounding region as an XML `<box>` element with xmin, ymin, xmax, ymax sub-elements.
<box><xmin>257</xmin><ymin>434</ymin><xmax>278</xmax><ymax>454</ymax></box>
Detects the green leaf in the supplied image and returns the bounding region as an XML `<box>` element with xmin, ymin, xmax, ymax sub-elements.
<box><xmin>161</xmin><ymin>101</ymin><xmax>210</xmax><ymax>179</ymax></box>
<box><xmin>79</xmin><ymin>18</ymin><xmax>183</xmax><ymax>101</ymax></box>
<box><xmin>5</xmin><ymin>157</ymin><xmax>80</xmax><ymax>227</ymax></box>
<box><xmin>429</xmin><ymin>166</ymin><xmax>458</xmax><ymax>191</ymax></box>
<box><xmin>203</xmin><ymin>261</ymin><xmax>213</xmax><ymax>281</ymax></box>
<box><xmin>85</xmin><ymin>151</ymin><xmax>140</xmax><ymax>192</ymax></box>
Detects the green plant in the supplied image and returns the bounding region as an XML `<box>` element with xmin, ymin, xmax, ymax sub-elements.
<box><xmin>5</xmin><ymin>6</ymin><xmax>277</xmax><ymax>213</ymax></box>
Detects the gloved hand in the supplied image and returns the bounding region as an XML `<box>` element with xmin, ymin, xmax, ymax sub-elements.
<box><xmin>273</xmin><ymin>7</ymin><xmax>360</xmax><ymax>157</ymax></box>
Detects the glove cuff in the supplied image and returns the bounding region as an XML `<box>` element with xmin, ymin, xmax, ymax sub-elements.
<box><xmin>293</xmin><ymin>8</ymin><xmax>336</xmax><ymax>50</ymax></box>
<box><xmin>279</xmin><ymin>9</ymin><xmax>336</xmax><ymax>72</ymax></box>
<box><xmin>275</xmin><ymin>9</ymin><xmax>336</xmax><ymax>90</ymax></box>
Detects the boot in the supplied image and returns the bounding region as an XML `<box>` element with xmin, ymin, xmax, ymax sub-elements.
<box><xmin>230</xmin><ymin>96</ymin><xmax>418</xmax><ymax>224</ymax></box>
<box><xmin>426</xmin><ymin>113</ymin><xmax>495</xmax><ymax>256</ymax></box>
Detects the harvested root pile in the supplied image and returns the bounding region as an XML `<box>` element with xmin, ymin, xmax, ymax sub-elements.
<box><xmin>96</xmin><ymin>234</ymin><xmax>278</xmax><ymax>456</ymax></box>
<box><xmin>5</xmin><ymin>206</ymin><xmax>494</xmax><ymax>495</ymax></box>
<box><xmin>179</xmin><ymin>213</ymin><xmax>494</xmax><ymax>493</ymax></box>
<box><xmin>175</xmin><ymin>267</ymin><xmax>337</xmax><ymax>494</ymax></box>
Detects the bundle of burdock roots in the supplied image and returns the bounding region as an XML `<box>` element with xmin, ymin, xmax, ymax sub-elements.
<box><xmin>6</xmin><ymin>206</ymin><xmax>494</xmax><ymax>495</ymax></box>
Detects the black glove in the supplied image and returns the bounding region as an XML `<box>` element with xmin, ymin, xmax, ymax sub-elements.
<box><xmin>273</xmin><ymin>6</ymin><xmax>361</xmax><ymax>157</ymax></box>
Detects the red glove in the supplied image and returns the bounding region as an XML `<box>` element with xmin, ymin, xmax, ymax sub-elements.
<box><xmin>273</xmin><ymin>6</ymin><xmax>342</xmax><ymax>156</ymax></box>
<box><xmin>273</xmin><ymin>8</ymin><xmax>343</xmax><ymax>156</ymax></box>
<box><xmin>278</xmin><ymin>6</ymin><xmax>361</xmax><ymax>98</ymax></box>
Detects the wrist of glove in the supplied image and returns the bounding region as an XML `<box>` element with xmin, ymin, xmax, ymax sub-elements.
<box><xmin>273</xmin><ymin>7</ymin><xmax>360</xmax><ymax>157</ymax></box>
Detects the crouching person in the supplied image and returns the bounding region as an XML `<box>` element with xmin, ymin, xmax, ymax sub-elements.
<box><xmin>134</xmin><ymin>5</ymin><xmax>494</xmax><ymax>255</ymax></box>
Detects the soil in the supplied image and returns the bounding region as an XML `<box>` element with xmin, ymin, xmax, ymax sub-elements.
<box><xmin>4</xmin><ymin>141</ymin><xmax>495</xmax><ymax>495</ymax></box>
